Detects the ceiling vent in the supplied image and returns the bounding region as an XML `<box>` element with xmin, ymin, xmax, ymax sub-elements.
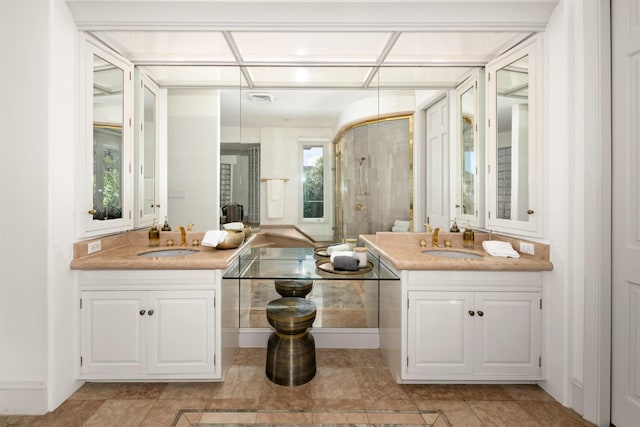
<box><xmin>247</xmin><ymin>92</ymin><xmax>275</xmax><ymax>103</ymax></box>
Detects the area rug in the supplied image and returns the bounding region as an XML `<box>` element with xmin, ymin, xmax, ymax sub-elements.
<box><xmin>172</xmin><ymin>409</ymin><xmax>451</xmax><ymax>426</ymax></box>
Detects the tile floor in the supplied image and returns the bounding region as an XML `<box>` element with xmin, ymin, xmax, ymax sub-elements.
<box><xmin>0</xmin><ymin>348</ymin><xmax>595</xmax><ymax>427</ymax></box>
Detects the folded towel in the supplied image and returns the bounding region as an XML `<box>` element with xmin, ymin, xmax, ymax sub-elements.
<box><xmin>391</xmin><ymin>225</ymin><xmax>409</xmax><ymax>232</ymax></box>
<box><xmin>223</xmin><ymin>222</ymin><xmax>244</xmax><ymax>231</ymax></box>
<box><xmin>327</xmin><ymin>243</ymin><xmax>350</xmax><ymax>255</ymax></box>
<box><xmin>482</xmin><ymin>240</ymin><xmax>520</xmax><ymax>258</ymax></box>
<box><xmin>330</xmin><ymin>250</ymin><xmax>354</xmax><ymax>263</ymax></box>
<box><xmin>332</xmin><ymin>256</ymin><xmax>359</xmax><ymax>271</ymax></box>
<box><xmin>202</xmin><ymin>230</ymin><xmax>229</xmax><ymax>248</ymax></box>
<box><xmin>393</xmin><ymin>220</ymin><xmax>410</xmax><ymax>228</ymax></box>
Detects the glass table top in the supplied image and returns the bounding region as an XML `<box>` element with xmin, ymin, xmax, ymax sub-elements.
<box><xmin>224</xmin><ymin>247</ymin><xmax>398</xmax><ymax>281</ymax></box>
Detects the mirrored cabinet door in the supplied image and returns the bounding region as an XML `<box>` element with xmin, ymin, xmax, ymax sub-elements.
<box><xmin>486</xmin><ymin>36</ymin><xmax>542</xmax><ymax>237</ymax></box>
<box><xmin>456</xmin><ymin>70</ymin><xmax>484</xmax><ymax>228</ymax></box>
<box><xmin>84</xmin><ymin>40</ymin><xmax>133</xmax><ymax>235</ymax></box>
<box><xmin>135</xmin><ymin>70</ymin><xmax>160</xmax><ymax>227</ymax></box>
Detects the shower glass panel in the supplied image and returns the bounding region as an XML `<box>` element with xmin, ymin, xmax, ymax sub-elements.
<box><xmin>334</xmin><ymin>115</ymin><xmax>413</xmax><ymax>242</ymax></box>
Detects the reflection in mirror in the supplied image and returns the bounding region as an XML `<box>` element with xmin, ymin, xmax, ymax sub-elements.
<box><xmin>220</xmin><ymin>142</ymin><xmax>260</xmax><ymax>225</ymax></box>
<box><xmin>495</xmin><ymin>55</ymin><xmax>529</xmax><ymax>221</ymax></box>
<box><xmin>142</xmin><ymin>85</ymin><xmax>156</xmax><ymax>217</ymax></box>
<box><xmin>92</xmin><ymin>54</ymin><xmax>124</xmax><ymax>220</ymax></box>
<box><xmin>460</xmin><ymin>86</ymin><xmax>476</xmax><ymax>216</ymax></box>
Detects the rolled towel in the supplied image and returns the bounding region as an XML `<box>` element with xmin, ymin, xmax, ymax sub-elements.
<box><xmin>330</xmin><ymin>250</ymin><xmax>354</xmax><ymax>263</ymax></box>
<box><xmin>326</xmin><ymin>243</ymin><xmax>350</xmax><ymax>255</ymax></box>
<box><xmin>394</xmin><ymin>219</ymin><xmax>410</xmax><ymax>228</ymax></box>
<box><xmin>222</xmin><ymin>222</ymin><xmax>244</xmax><ymax>231</ymax></box>
<box><xmin>482</xmin><ymin>240</ymin><xmax>520</xmax><ymax>258</ymax></box>
<box><xmin>202</xmin><ymin>230</ymin><xmax>229</xmax><ymax>248</ymax></box>
<box><xmin>332</xmin><ymin>255</ymin><xmax>359</xmax><ymax>271</ymax></box>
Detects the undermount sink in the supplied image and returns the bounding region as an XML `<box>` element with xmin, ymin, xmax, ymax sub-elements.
<box><xmin>138</xmin><ymin>249</ymin><xmax>199</xmax><ymax>258</ymax></box>
<box><xmin>421</xmin><ymin>249</ymin><xmax>483</xmax><ymax>259</ymax></box>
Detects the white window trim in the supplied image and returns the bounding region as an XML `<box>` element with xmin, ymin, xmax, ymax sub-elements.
<box><xmin>299</xmin><ymin>137</ymin><xmax>331</xmax><ymax>224</ymax></box>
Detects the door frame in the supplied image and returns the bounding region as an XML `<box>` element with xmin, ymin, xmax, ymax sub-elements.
<box><xmin>581</xmin><ymin>0</ymin><xmax>611</xmax><ymax>425</ymax></box>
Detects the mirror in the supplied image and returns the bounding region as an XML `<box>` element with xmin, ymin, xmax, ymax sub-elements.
<box><xmin>92</xmin><ymin>54</ymin><xmax>124</xmax><ymax>221</ymax></box>
<box><xmin>141</xmin><ymin>84</ymin><xmax>156</xmax><ymax>217</ymax></box>
<box><xmin>456</xmin><ymin>70</ymin><xmax>483</xmax><ymax>228</ymax></box>
<box><xmin>156</xmin><ymin>64</ymin><xmax>473</xmax><ymax>235</ymax></box>
<box><xmin>460</xmin><ymin>86</ymin><xmax>476</xmax><ymax>216</ymax></box>
<box><xmin>495</xmin><ymin>55</ymin><xmax>529</xmax><ymax>221</ymax></box>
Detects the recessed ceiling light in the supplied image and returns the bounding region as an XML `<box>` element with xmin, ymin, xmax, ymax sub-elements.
<box><xmin>247</xmin><ymin>92</ymin><xmax>275</xmax><ymax>103</ymax></box>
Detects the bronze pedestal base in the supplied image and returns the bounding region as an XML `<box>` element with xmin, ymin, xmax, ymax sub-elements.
<box><xmin>274</xmin><ymin>279</ymin><xmax>313</xmax><ymax>298</ymax></box>
<box><xmin>265</xmin><ymin>297</ymin><xmax>317</xmax><ymax>386</ymax></box>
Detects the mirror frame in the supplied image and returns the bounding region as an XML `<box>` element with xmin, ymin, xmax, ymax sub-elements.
<box><xmin>83</xmin><ymin>38</ymin><xmax>134</xmax><ymax>237</ymax></box>
<box><xmin>485</xmin><ymin>35</ymin><xmax>543</xmax><ymax>237</ymax></box>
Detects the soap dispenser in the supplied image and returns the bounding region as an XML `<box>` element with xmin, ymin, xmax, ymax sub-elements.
<box><xmin>149</xmin><ymin>218</ymin><xmax>160</xmax><ymax>247</ymax></box>
<box><xmin>161</xmin><ymin>216</ymin><xmax>172</xmax><ymax>231</ymax></box>
<box><xmin>463</xmin><ymin>222</ymin><xmax>475</xmax><ymax>249</ymax></box>
<box><xmin>449</xmin><ymin>219</ymin><xmax>460</xmax><ymax>233</ymax></box>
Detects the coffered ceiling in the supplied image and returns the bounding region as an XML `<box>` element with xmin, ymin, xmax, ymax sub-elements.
<box><xmin>92</xmin><ymin>30</ymin><xmax>531</xmax><ymax>88</ymax></box>
<box><xmin>70</xmin><ymin>0</ymin><xmax>557</xmax><ymax>126</ymax></box>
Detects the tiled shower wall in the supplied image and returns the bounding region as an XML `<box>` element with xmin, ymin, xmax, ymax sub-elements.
<box><xmin>336</xmin><ymin>116</ymin><xmax>411</xmax><ymax>241</ymax></box>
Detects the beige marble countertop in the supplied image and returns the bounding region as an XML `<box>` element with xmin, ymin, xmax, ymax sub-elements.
<box><xmin>360</xmin><ymin>232</ymin><xmax>553</xmax><ymax>272</ymax></box>
<box><xmin>70</xmin><ymin>230</ymin><xmax>253</xmax><ymax>270</ymax></box>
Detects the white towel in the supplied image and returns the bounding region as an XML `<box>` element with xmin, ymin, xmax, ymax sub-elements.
<box><xmin>394</xmin><ymin>220</ymin><xmax>410</xmax><ymax>228</ymax></box>
<box><xmin>202</xmin><ymin>230</ymin><xmax>229</xmax><ymax>248</ymax></box>
<box><xmin>392</xmin><ymin>225</ymin><xmax>409</xmax><ymax>232</ymax></box>
<box><xmin>326</xmin><ymin>243</ymin><xmax>350</xmax><ymax>255</ymax></box>
<box><xmin>223</xmin><ymin>222</ymin><xmax>244</xmax><ymax>231</ymax></box>
<box><xmin>482</xmin><ymin>240</ymin><xmax>520</xmax><ymax>258</ymax></box>
<box><xmin>330</xmin><ymin>250</ymin><xmax>354</xmax><ymax>263</ymax></box>
<box><xmin>267</xmin><ymin>179</ymin><xmax>284</xmax><ymax>218</ymax></box>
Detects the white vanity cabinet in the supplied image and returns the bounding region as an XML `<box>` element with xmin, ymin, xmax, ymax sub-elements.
<box><xmin>79</xmin><ymin>270</ymin><xmax>224</xmax><ymax>380</ymax></box>
<box><xmin>381</xmin><ymin>267</ymin><xmax>543</xmax><ymax>382</ymax></box>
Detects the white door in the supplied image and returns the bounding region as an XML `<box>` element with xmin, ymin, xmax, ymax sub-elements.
<box><xmin>425</xmin><ymin>96</ymin><xmax>450</xmax><ymax>230</ymax></box>
<box><xmin>407</xmin><ymin>291</ymin><xmax>474</xmax><ymax>376</ymax></box>
<box><xmin>80</xmin><ymin>291</ymin><xmax>145</xmax><ymax>375</ymax></box>
<box><xmin>147</xmin><ymin>290</ymin><xmax>215</xmax><ymax>374</ymax></box>
<box><xmin>474</xmin><ymin>292</ymin><xmax>541</xmax><ymax>376</ymax></box>
<box><xmin>612</xmin><ymin>0</ymin><xmax>640</xmax><ymax>425</ymax></box>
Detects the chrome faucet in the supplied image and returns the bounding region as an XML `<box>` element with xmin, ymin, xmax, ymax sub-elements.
<box><xmin>178</xmin><ymin>226</ymin><xmax>187</xmax><ymax>246</ymax></box>
<box><xmin>432</xmin><ymin>227</ymin><xmax>442</xmax><ymax>248</ymax></box>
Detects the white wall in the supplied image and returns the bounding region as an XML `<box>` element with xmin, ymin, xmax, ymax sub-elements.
<box><xmin>0</xmin><ymin>0</ymin><xmax>79</xmax><ymax>414</ymax></box>
<box><xmin>540</xmin><ymin>0</ymin><xmax>577</xmax><ymax>411</ymax></box>
<box><xmin>167</xmin><ymin>89</ymin><xmax>221</xmax><ymax>231</ymax></box>
<box><xmin>259</xmin><ymin>126</ymin><xmax>333</xmax><ymax>239</ymax></box>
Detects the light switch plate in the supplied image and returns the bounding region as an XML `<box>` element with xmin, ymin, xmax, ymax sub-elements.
<box><xmin>88</xmin><ymin>240</ymin><xmax>102</xmax><ymax>254</ymax></box>
<box><xmin>519</xmin><ymin>242</ymin><xmax>535</xmax><ymax>255</ymax></box>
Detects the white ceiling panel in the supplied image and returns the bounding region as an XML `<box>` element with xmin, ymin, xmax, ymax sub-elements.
<box><xmin>374</xmin><ymin>67</ymin><xmax>477</xmax><ymax>88</ymax></box>
<box><xmin>93</xmin><ymin>31</ymin><xmax>237</xmax><ymax>63</ymax></box>
<box><xmin>386</xmin><ymin>32</ymin><xmax>531</xmax><ymax>64</ymax></box>
<box><xmin>231</xmin><ymin>32</ymin><xmax>392</xmax><ymax>64</ymax></box>
<box><xmin>139</xmin><ymin>65</ymin><xmax>245</xmax><ymax>87</ymax></box>
<box><xmin>245</xmin><ymin>66</ymin><xmax>374</xmax><ymax>88</ymax></box>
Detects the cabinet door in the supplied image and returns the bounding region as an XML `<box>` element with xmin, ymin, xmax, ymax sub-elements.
<box><xmin>474</xmin><ymin>291</ymin><xmax>542</xmax><ymax>375</ymax></box>
<box><xmin>485</xmin><ymin>36</ymin><xmax>543</xmax><ymax>237</ymax></box>
<box><xmin>147</xmin><ymin>290</ymin><xmax>215</xmax><ymax>374</ymax></box>
<box><xmin>134</xmin><ymin>70</ymin><xmax>160</xmax><ymax>227</ymax></box>
<box><xmin>407</xmin><ymin>291</ymin><xmax>474</xmax><ymax>376</ymax></box>
<box><xmin>84</xmin><ymin>40</ymin><xmax>134</xmax><ymax>237</ymax></box>
<box><xmin>80</xmin><ymin>291</ymin><xmax>145</xmax><ymax>375</ymax></box>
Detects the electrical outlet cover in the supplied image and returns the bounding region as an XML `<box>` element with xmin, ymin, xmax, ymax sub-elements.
<box><xmin>88</xmin><ymin>240</ymin><xmax>102</xmax><ymax>254</ymax></box>
<box><xmin>519</xmin><ymin>242</ymin><xmax>535</xmax><ymax>255</ymax></box>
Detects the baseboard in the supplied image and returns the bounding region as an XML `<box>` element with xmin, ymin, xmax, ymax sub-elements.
<box><xmin>239</xmin><ymin>328</ymin><xmax>380</xmax><ymax>349</ymax></box>
<box><xmin>571</xmin><ymin>380</ymin><xmax>584</xmax><ymax>416</ymax></box>
<box><xmin>0</xmin><ymin>381</ymin><xmax>47</xmax><ymax>415</ymax></box>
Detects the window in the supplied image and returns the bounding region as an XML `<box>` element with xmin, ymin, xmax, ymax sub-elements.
<box><xmin>302</xmin><ymin>146</ymin><xmax>325</xmax><ymax>220</ymax></box>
